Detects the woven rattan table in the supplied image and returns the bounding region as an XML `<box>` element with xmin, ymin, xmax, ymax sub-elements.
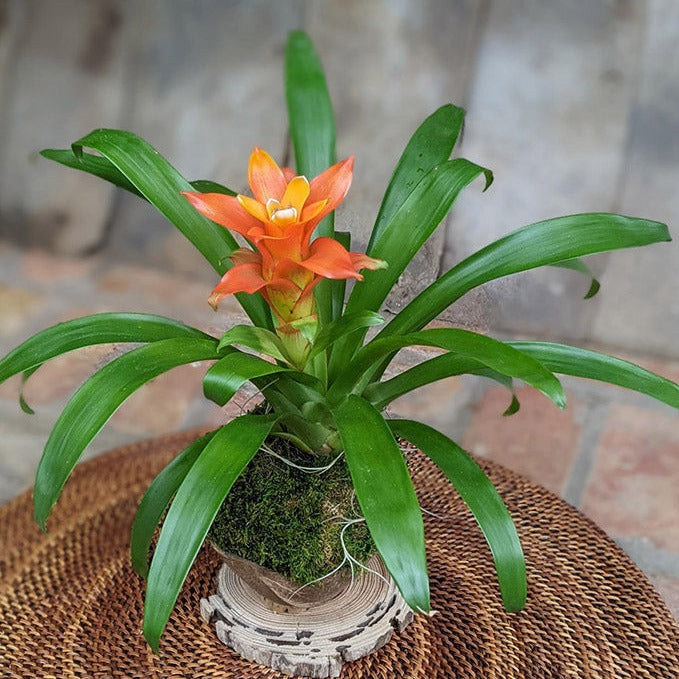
<box><xmin>1</xmin><ymin>430</ymin><xmax>677</xmax><ymax>678</ymax></box>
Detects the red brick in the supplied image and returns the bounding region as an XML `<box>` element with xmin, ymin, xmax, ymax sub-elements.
<box><xmin>97</xmin><ymin>265</ymin><xmax>241</xmax><ymax>317</ymax></box>
<box><xmin>389</xmin><ymin>375</ymin><xmax>464</xmax><ymax>430</ymax></box>
<box><xmin>0</xmin><ymin>374</ymin><xmax>22</xmax><ymax>402</ymax></box>
<box><xmin>108</xmin><ymin>361</ymin><xmax>207</xmax><ymax>436</ymax></box>
<box><xmin>580</xmin><ymin>404</ymin><xmax>679</xmax><ymax>551</ymax></box>
<box><xmin>0</xmin><ymin>284</ymin><xmax>44</xmax><ymax>339</ymax></box>
<box><xmin>462</xmin><ymin>385</ymin><xmax>582</xmax><ymax>495</ymax></box>
<box><xmin>21</xmin><ymin>344</ymin><xmax>117</xmax><ymax>405</ymax></box>
<box><xmin>22</xmin><ymin>249</ymin><xmax>95</xmax><ymax>282</ymax></box>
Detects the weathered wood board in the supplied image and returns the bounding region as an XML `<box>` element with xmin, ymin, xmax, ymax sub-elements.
<box><xmin>0</xmin><ymin>0</ymin><xmax>128</xmax><ymax>253</ymax></box>
<box><xmin>103</xmin><ymin>0</ymin><xmax>305</xmax><ymax>281</ymax></box>
<box><xmin>307</xmin><ymin>0</ymin><xmax>487</xmax><ymax>313</ymax></box>
<box><xmin>442</xmin><ymin>0</ymin><xmax>649</xmax><ymax>343</ymax></box>
<box><xmin>590</xmin><ymin>0</ymin><xmax>679</xmax><ymax>357</ymax></box>
<box><xmin>0</xmin><ymin>0</ymin><xmax>677</xmax><ymax>357</ymax></box>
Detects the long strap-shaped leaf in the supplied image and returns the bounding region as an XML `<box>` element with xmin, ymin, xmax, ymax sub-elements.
<box><xmin>285</xmin><ymin>31</ymin><xmax>337</xmax><ymax>326</ymax></box>
<box><xmin>333</xmin><ymin>395</ymin><xmax>430</xmax><ymax>613</ymax></box>
<box><xmin>285</xmin><ymin>30</ymin><xmax>336</xmax><ymax>223</ymax></box>
<box><xmin>333</xmin><ymin>159</ymin><xmax>491</xmax><ymax>376</ymax></box>
<box><xmin>41</xmin><ymin>148</ymin><xmax>238</xmax><ymax>199</ymax></box>
<box><xmin>388</xmin><ymin>419</ymin><xmax>526</xmax><ymax>612</ymax></box>
<box><xmin>41</xmin><ymin>149</ymin><xmax>145</xmax><ymax>197</ymax></box>
<box><xmin>364</xmin><ymin>352</ymin><xmax>516</xmax><ymax>410</ymax></box>
<box><xmin>218</xmin><ymin>325</ymin><xmax>291</xmax><ymax>364</ymax></box>
<box><xmin>34</xmin><ymin>337</ymin><xmax>220</xmax><ymax>529</ymax></box>
<box><xmin>328</xmin><ymin>328</ymin><xmax>565</xmax><ymax>410</ymax></box>
<box><xmin>131</xmin><ymin>431</ymin><xmax>217</xmax><ymax>578</ymax></box>
<box><xmin>203</xmin><ymin>348</ymin><xmax>295</xmax><ymax>407</ymax></box>
<box><xmin>308</xmin><ymin>310</ymin><xmax>384</xmax><ymax>361</ymax></box>
<box><xmin>377</xmin><ymin>213</ymin><xmax>669</xmax><ymax>340</ymax></box>
<box><xmin>332</xmin><ymin>104</ymin><xmax>464</xmax><ymax>366</ymax></box>
<box><xmin>368</xmin><ymin>104</ymin><xmax>465</xmax><ymax>250</ymax></box>
<box><xmin>71</xmin><ymin>129</ymin><xmax>272</xmax><ymax>330</ymax></box>
<box><xmin>143</xmin><ymin>414</ymin><xmax>277</xmax><ymax>651</ymax></box>
<box><xmin>349</xmin><ymin>159</ymin><xmax>492</xmax><ymax>317</ymax></box>
<box><xmin>0</xmin><ymin>313</ymin><xmax>212</xmax><ymax>384</ymax></box>
<box><xmin>509</xmin><ymin>341</ymin><xmax>679</xmax><ymax>409</ymax></box>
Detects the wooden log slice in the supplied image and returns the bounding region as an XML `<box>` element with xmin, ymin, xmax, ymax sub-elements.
<box><xmin>200</xmin><ymin>554</ymin><xmax>413</xmax><ymax>678</ymax></box>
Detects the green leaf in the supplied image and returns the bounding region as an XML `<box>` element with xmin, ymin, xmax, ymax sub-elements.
<box><xmin>186</xmin><ymin>180</ymin><xmax>236</xmax><ymax>196</ymax></box>
<box><xmin>33</xmin><ymin>337</ymin><xmax>220</xmax><ymax>529</ymax></box>
<box><xmin>379</xmin><ymin>213</ymin><xmax>670</xmax><ymax>339</ymax></box>
<box><xmin>0</xmin><ymin>313</ymin><xmax>212</xmax><ymax>384</ymax></box>
<box><xmin>40</xmin><ymin>148</ymin><xmax>144</xmax><ymax>197</ymax></box>
<box><xmin>143</xmin><ymin>414</ymin><xmax>277</xmax><ymax>651</ymax></box>
<box><xmin>509</xmin><ymin>341</ymin><xmax>679</xmax><ymax>410</ymax></box>
<box><xmin>369</xmin><ymin>104</ymin><xmax>465</xmax><ymax>250</ymax></box>
<box><xmin>18</xmin><ymin>368</ymin><xmax>38</xmax><ymax>415</ymax></box>
<box><xmin>131</xmin><ymin>431</ymin><xmax>217</xmax><ymax>578</ymax></box>
<box><xmin>503</xmin><ymin>394</ymin><xmax>521</xmax><ymax>416</ymax></box>
<box><xmin>70</xmin><ymin>129</ymin><xmax>271</xmax><ymax>330</ymax></box>
<box><xmin>285</xmin><ymin>30</ymin><xmax>336</xmax><ymax>200</ymax></box>
<box><xmin>40</xmin><ymin>149</ymin><xmax>237</xmax><ymax>198</ymax></box>
<box><xmin>551</xmin><ymin>258</ymin><xmax>600</xmax><ymax>299</ymax></box>
<box><xmin>360</xmin><ymin>159</ymin><xmax>492</xmax><ymax>312</ymax></box>
<box><xmin>364</xmin><ymin>352</ymin><xmax>516</xmax><ymax>411</ymax></box>
<box><xmin>332</xmin><ymin>159</ymin><xmax>491</xmax><ymax>376</ymax></box>
<box><xmin>333</xmin><ymin>395</ymin><xmax>430</xmax><ymax>613</ymax></box>
<box><xmin>388</xmin><ymin>419</ymin><xmax>526</xmax><ymax>612</ymax></box>
<box><xmin>19</xmin><ymin>392</ymin><xmax>35</xmax><ymax>415</ymax></box>
<box><xmin>308</xmin><ymin>311</ymin><xmax>384</xmax><ymax>361</ymax></box>
<box><xmin>218</xmin><ymin>325</ymin><xmax>290</xmax><ymax>365</ymax></box>
<box><xmin>203</xmin><ymin>348</ymin><xmax>293</xmax><ymax>407</ymax></box>
<box><xmin>329</xmin><ymin>328</ymin><xmax>565</xmax><ymax>410</ymax></box>
<box><xmin>285</xmin><ymin>30</ymin><xmax>336</xmax><ymax>326</ymax></box>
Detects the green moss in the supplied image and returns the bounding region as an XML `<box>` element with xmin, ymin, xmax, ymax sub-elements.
<box><xmin>208</xmin><ymin>436</ymin><xmax>374</xmax><ymax>584</ymax></box>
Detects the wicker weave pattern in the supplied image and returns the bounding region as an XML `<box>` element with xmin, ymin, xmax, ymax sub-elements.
<box><xmin>1</xmin><ymin>431</ymin><xmax>677</xmax><ymax>678</ymax></box>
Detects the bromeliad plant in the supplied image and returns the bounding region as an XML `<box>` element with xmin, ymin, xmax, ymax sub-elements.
<box><xmin>2</xmin><ymin>30</ymin><xmax>678</xmax><ymax>653</ymax></box>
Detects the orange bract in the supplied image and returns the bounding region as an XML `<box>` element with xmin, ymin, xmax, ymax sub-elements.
<box><xmin>183</xmin><ymin>148</ymin><xmax>385</xmax><ymax>329</ymax></box>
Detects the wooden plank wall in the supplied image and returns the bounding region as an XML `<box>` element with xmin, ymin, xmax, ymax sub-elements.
<box><xmin>0</xmin><ymin>0</ymin><xmax>676</xmax><ymax>357</ymax></box>
<box><xmin>0</xmin><ymin>0</ymin><xmax>127</xmax><ymax>253</ymax></box>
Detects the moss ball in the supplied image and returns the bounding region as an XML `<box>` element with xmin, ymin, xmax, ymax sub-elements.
<box><xmin>208</xmin><ymin>436</ymin><xmax>374</xmax><ymax>584</ymax></box>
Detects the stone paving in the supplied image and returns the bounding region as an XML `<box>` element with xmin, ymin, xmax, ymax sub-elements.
<box><xmin>0</xmin><ymin>241</ymin><xmax>677</xmax><ymax>620</ymax></box>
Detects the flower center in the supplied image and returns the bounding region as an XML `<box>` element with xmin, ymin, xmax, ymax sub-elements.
<box><xmin>266</xmin><ymin>199</ymin><xmax>298</xmax><ymax>226</ymax></box>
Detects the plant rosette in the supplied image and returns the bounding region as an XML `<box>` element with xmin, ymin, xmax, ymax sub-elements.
<box><xmin>2</xmin><ymin>29</ymin><xmax>679</xmax><ymax>679</ymax></box>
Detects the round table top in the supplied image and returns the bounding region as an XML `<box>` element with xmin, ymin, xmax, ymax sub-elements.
<box><xmin>1</xmin><ymin>430</ymin><xmax>677</xmax><ymax>678</ymax></box>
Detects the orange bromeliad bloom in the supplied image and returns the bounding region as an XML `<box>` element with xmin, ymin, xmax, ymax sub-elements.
<box><xmin>182</xmin><ymin>148</ymin><xmax>385</xmax><ymax>337</ymax></box>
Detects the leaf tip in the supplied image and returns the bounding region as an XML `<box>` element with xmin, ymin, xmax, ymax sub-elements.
<box><xmin>503</xmin><ymin>395</ymin><xmax>521</xmax><ymax>417</ymax></box>
<box><xmin>501</xmin><ymin>579</ymin><xmax>527</xmax><ymax>612</ymax></box>
<box><xmin>142</xmin><ymin>619</ymin><xmax>161</xmax><ymax>654</ymax></box>
<box><xmin>35</xmin><ymin>514</ymin><xmax>47</xmax><ymax>534</ymax></box>
<box><xmin>416</xmin><ymin>605</ymin><xmax>438</xmax><ymax>617</ymax></box>
<box><xmin>482</xmin><ymin>169</ymin><xmax>494</xmax><ymax>192</ymax></box>
<box><xmin>19</xmin><ymin>395</ymin><xmax>35</xmax><ymax>415</ymax></box>
<box><xmin>583</xmin><ymin>278</ymin><xmax>601</xmax><ymax>299</ymax></box>
<box><xmin>147</xmin><ymin>637</ymin><xmax>160</xmax><ymax>655</ymax></box>
<box><xmin>286</xmin><ymin>29</ymin><xmax>311</xmax><ymax>51</ymax></box>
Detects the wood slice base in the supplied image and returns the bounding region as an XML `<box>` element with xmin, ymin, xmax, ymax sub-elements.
<box><xmin>200</xmin><ymin>555</ymin><xmax>413</xmax><ymax>678</ymax></box>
